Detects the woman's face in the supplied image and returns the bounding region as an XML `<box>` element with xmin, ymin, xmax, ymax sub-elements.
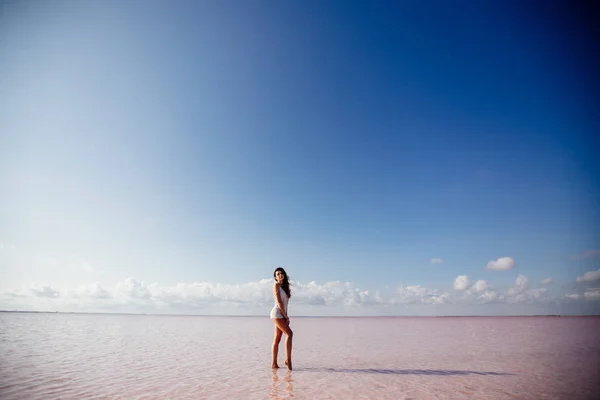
<box><xmin>275</xmin><ymin>270</ymin><xmax>285</xmax><ymax>283</ymax></box>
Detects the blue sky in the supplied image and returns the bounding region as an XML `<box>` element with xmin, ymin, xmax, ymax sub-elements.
<box><xmin>1</xmin><ymin>0</ymin><xmax>598</xmax><ymax>315</ymax></box>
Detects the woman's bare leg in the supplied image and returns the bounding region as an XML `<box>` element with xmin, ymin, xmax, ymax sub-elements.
<box><xmin>272</xmin><ymin>324</ymin><xmax>283</xmax><ymax>368</ymax></box>
<box><xmin>273</xmin><ymin>318</ymin><xmax>293</xmax><ymax>370</ymax></box>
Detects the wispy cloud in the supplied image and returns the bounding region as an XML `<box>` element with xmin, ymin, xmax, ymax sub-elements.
<box><xmin>430</xmin><ymin>258</ymin><xmax>444</xmax><ymax>264</ymax></box>
<box><xmin>3</xmin><ymin>289</ymin><xmax>28</xmax><ymax>299</ymax></box>
<box><xmin>572</xmin><ymin>250</ymin><xmax>600</xmax><ymax>261</ymax></box>
<box><xmin>484</xmin><ymin>257</ymin><xmax>515</xmax><ymax>271</ymax></box>
<box><xmin>68</xmin><ymin>257</ymin><xmax>96</xmax><ymax>274</ymax></box>
<box><xmin>540</xmin><ymin>278</ymin><xmax>553</xmax><ymax>285</ymax></box>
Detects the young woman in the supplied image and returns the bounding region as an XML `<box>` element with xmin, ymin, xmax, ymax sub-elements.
<box><xmin>270</xmin><ymin>267</ymin><xmax>293</xmax><ymax>370</ymax></box>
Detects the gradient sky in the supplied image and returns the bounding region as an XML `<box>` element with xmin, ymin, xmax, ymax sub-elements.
<box><xmin>1</xmin><ymin>0</ymin><xmax>598</xmax><ymax>315</ymax></box>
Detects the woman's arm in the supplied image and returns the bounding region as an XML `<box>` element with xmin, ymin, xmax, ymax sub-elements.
<box><xmin>273</xmin><ymin>283</ymin><xmax>288</xmax><ymax>319</ymax></box>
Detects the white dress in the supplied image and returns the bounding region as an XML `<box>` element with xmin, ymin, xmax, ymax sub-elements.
<box><xmin>270</xmin><ymin>286</ymin><xmax>289</xmax><ymax>319</ymax></box>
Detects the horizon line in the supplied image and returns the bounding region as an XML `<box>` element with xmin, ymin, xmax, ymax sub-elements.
<box><xmin>2</xmin><ymin>310</ymin><xmax>598</xmax><ymax>318</ymax></box>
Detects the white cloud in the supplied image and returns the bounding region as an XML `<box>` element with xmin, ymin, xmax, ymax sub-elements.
<box><xmin>540</xmin><ymin>278</ymin><xmax>553</xmax><ymax>285</ymax></box>
<box><xmin>69</xmin><ymin>283</ymin><xmax>111</xmax><ymax>300</ymax></box>
<box><xmin>294</xmin><ymin>281</ymin><xmax>366</xmax><ymax>306</ymax></box>
<box><xmin>485</xmin><ymin>257</ymin><xmax>515</xmax><ymax>271</ymax></box>
<box><xmin>29</xmin><ymin>284</ymin><xmax>60</xmax><ymax>298</ymax></box>
<box><xmin>430</xmin><ymin>258</ymin><xmax>444</xmax><ymax>264</ymax></box>
<box><xmin>106</xmin><ymin>278</ymin><xmax>381</xmax><ymax>309</ymax></box>
<box><xmin>453</xmin><ymin>279</ymin><xmax>501</xmax><ymax>304</ymax></box>
<box><xmin>0</xmin><ymin>243</ymin><xmax>16</xmax><ymax>251</ymax></box>
<box><xmin>576</xmin><ymin>269</ymin><xmax>600</xmax><ymax>283</ymax></box>
<box><xmin>508</xmin><ymin>274</ymin><xmax>529</xmax><ymax>296</ymax></box>
<box><xmin>0</xmin><ymin>275</ymin><xmax>580</xmax><ymax>314</ymax></box>
<box><xmin>515</xmin><ymin>274</ymin><xmax>529</xmax><ymax>290</ymax></box>
<box><xmin>472</xmin><ymin>280</ymin><xmax>488</xmax><ymax>293</ymax></box>
<box><xmin>527</xmin><ymin>287</ymin><xmax>548</xmax><ymax>299</ymax></box>
<box><xmin>395</xmin><ymin>285</ymin><xmax>451</xmax><ymax>305</ymax></box>
<box><xmin>454</xmin><ymin>275</ymin><xmax>470</xmax><ymax>291</ymax></box>
<box><xmin>583</xmin><ymin>290</ymin><xmax>600</xmax><ymax>301</ymax></box>
<box><xmin>0</xmin><ymin>278</ymin><xmax>448</xmax><ymax>311</ymax></box>
<box><xmin>477</xmin><ymin>290</ymin><xmax>500</xmax><ymax>303</ymax></box>
<box><xmin>504</xmin><ymin>275</ymin><xmax>552</xmax><ymax>304</ymax></box>
<box><xmin>566</xmin><ymin>290</ymin><xmax>600</xmax><ymax>301</ymax></box>
<box><xmin>115</xmin><ymin>277</ymin><xmax>152</xmax><ymax>300</ymax></box>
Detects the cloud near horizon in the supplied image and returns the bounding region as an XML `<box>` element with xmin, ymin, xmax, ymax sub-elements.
<box><xmin>2</xmin><ymin>273</ymin><xmax>595</xmax><ymax>315</ymax></box>
<box><xmin>583</xmin><ymin>290</ymin><xmax>600</xmax><ymax>301</ymax></box>
<box><xmin>430</xmin><ymin>258</ymin><xmax>444</xmax><ymax>264</ymax></box>
<box><xmin>29</xmin><ymin>284</ymin><xmax>60</xmax><ymax>299</ymax></box>
<box><xmin>453</xmin><ymin>276</ymin><xmax>499</xmax><ymax>304</ymax></box>
<box><xmin>566</xmin><ymin>269</ymin><xmax>600</xmax><ymax>303</ymax></box>
<box><xmin>450</xmin><ymin>274</ymin><xmax>557</xmax><ymax>306</ymax></box>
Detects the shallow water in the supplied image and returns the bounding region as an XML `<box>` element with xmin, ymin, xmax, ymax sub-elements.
<box><xmin>1</xmin><ymin>313</ymin><xmax>599</xmax><ymax>399</ymax></box>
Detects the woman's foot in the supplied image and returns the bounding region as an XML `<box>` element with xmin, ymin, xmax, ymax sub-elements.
<box><xmin>272</xmin><ymin>363</ymin><xmax>280</xmax><ymax>369</ymax></box>
<box><xmin>284</xmin><ymin>359</ymin><xmax>292</xmax><ymax>370</ymax></box>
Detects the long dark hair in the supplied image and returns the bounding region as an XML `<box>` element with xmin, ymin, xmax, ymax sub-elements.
<box><xmin>273</xmin><ymin>267</ymin><xmax>292</xmax><ymax>298</ymax></box>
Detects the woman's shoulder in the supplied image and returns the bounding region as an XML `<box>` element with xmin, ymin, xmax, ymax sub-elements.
<box><xmin>273</xmin><ymin>282</ymin><xmax>282</xmax><ymax>289</ymax></box>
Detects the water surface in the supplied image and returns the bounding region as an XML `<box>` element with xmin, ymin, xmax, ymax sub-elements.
<box><xmin>1</xmin><ymin>313</ymin><xmax>599</xmax><ymax>399</ymax></box>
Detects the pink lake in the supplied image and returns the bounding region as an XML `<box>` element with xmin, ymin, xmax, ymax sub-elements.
<box><xmin>1</xmin><ymin>313</ymin><xmax>599</xmax><ymax>399</ymax></box>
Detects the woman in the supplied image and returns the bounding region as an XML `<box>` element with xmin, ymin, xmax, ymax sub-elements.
<box><xmin>270</xmin><ymin>267</ymin><xmax>293</xmax><ymax>370</ymax></box>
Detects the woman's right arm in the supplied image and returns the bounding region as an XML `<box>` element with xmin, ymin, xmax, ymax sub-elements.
<box><xmin>273</xmin><ymin>283</ymin><xmax>288</xmax><ymax>319</ymax></box>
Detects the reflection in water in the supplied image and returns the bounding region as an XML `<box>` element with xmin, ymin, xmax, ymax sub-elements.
<box><xmin>270</xmin><ymin>370</ymin><xmax>293</xmax><ymax>399</ymax></box>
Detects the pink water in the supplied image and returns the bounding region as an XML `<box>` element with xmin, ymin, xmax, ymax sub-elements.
<box><xmin>1</xmin><ymin>313</ymin><xmax>599</xmax><ymax>399</ymax></box>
